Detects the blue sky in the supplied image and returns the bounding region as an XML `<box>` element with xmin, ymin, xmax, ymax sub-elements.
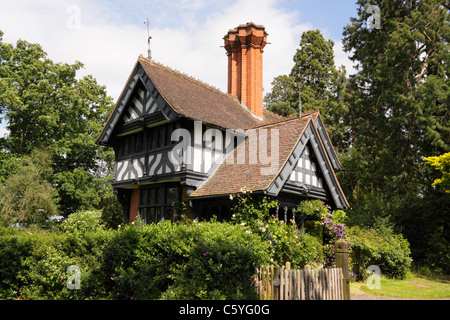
<box><xmin>88</xmin><ymin>0</ymin><xmax>358</xmax><ymax>40</ymax></box>
<box><xmin>0</xmin><ymin>0</ymin><xmax>360</xmax><ymax>137</ymax></box>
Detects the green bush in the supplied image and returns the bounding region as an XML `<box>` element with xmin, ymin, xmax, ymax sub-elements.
<box><xmin>0</xmin><ymin>223</ymin><xmax>109</xmax><ymax>300</ymax></box>
<box><xmin>100</xmin><ymin>221</ymin><xmax>270</xmax><ymax>300</ymax></box>
<box><xmin>347</xmin><ymin>225</ymin><xmax>412</xmax><ymax>280</ymax></box>
<box><xmin>230</xmin><ymin>193</ymin><xmax>324</xmax><ymax>269</ymax></box>
<box><xmin>165</xmin><ymin>222</ymin><xmax>269</xmax><ymax>300</ymax></box>
<box><xmin>0</xmin><ymin>228</ymin><xmax>36</xmax><ymax>299</ymax></box>
<box><xmin>60</xmin><ymin>210</ymin><xmax>105</xmax><ymax>235</ymax></box>
<box><xmin>0</xmin><ymin>197</ymin><xmax>329</xmax><ymax>300</ymax></box>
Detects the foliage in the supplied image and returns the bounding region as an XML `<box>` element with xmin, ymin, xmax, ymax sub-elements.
<box><xmin>321</xmin><ymin>210</ymin><xmax>349</xmax><ymax>268</ymax></box>
<box><xmin>0</xmin><ymin>219</ymin><xmax>273</xmax><ymax>300</ymax></box>
<box><xmin>163</xmin><ymin>222</ymin><xmax>269</xmax><ymax>300</ymax></box>
<box><xmin>264</xmin><ymin>29</ymin><xmax>351</xmax><ymax>151</ymax></box>
<box><xmin>424</xmin><ymin>152</ymin><xmax>450</xmax><ymax>193</ymax></box>
<box><xmin>0</xmin><ymin>31</ymin><xmax>115</xmax><ymax>215</ymax></box>
<box><xmin>337</xmin><ymin>0</ymin><xmax>449</xmax><ymax>273</ymax></box>
<box><xmin>264</xmin><ymin>75</ymin><xmax>298</xmax><ymax>116</ymax></box>
<box><xmin>229</xmin><ymin>191</ymin><xmax>324</xmax><ymax>269</ymax></box>
<box><xmin>347</xmin><ymin>225</ymin><xmax>412</xmax><ymax>280</ymax></box>
<box><xmin>296</xmin><ymin>199</ymin><xmax>329</xmax><ymax>218</ymax></box>
<box><xmin>60</xmin><ymin>210</ymin><xmax>105</xmax><ymax>235</ymax></box>
<box><xmin>0</xmin><ymin>221</ymin><xmax>110</xmax><ymax>300</ymax></box>
<box><xmin>423</xmin><ymin>225</ymin><xmax>450</xmax><ymax>276</ymax></box>
<box><xmin>96</xmin><ymin>221</ymin><xmax>271</xmax><ymax>300</ymax></box>
<box><xmin>0</xmin><ymin>149</ymin><xmax>58</xmax><ymax>227</ymax></box>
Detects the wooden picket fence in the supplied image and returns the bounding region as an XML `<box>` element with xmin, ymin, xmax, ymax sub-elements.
<box><xmin>255</xmin><ymin>262</ymin><xmax>344</xmax><ymax>300</ymax></box>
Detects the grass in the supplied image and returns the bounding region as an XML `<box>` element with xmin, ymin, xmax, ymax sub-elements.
<box><xmin>350</xmin><ymin>272</ymin><xmax>450</xmax><ymax>300</ymax></box>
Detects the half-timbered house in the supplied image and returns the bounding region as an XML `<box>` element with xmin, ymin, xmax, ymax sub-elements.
<box><xmin>96</xmin><ymin>22</ymin><xmax>349</xmax><ymax>224</ymax></box>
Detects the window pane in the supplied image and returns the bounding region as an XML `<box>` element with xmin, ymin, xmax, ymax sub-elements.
<box><xmin>167</xmin><ymin>186</ymin><xmax>179</xmax><ymax>205</ymax></box>
<box><xmin>157</xmin><ymin>187</ymin><xmax>165</xmax><ymax>204</ymax></box>
<box><xmin>140</xmin><ymin>189</ymin><xmax>147</xmax><ymax>206</ymax></box>
<box><xmin>149</xmin><ymin>188</ymin><xmax>155</xmax><ymax>205</ymax></box>
<box><xmin>159</xmin><ymin>126</ymin><xmax>166</xmax><ymax>148</ymax></box>
<box><xmin>122</xmin><ymin>138</ymin><xmax>128</xmax><ymax>156</ymax></box>
<box><xmin>166</xmin><ymin>123</ymin><xmax>173</xmax><ymax>145</ymax></box>
<box><xmin>165</xmin><ymin>207</ymin><xmax>173</xmax><ymax>222</ymax></box>
<box><xmin>142</xmin><ymin>208</ymin><xmax>154</xmax><ymax>224</ymax></box>
<box><xmin>135</xmin><ymin>133</ymin><xmax>143</xmax><ymax>153</ymax></box>
<box><xmin>152</xmin><ymin>128</ymin><xmax>159</xmax><ymax>149</ymax></box>
<box><xmin>155</xmin><ymin>207</ymin><xmax>162</xmax><ymax>222</ymax></box>
<box><xmin>129</xmin><ymin>136</ymin><xmax>135</xmax><ymax>155</ymax></box>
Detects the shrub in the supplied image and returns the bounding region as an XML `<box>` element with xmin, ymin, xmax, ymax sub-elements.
<box><xmin>320</xmin><ymin>210</ymin><xmax>349</xmax><ymax>268</ymax></box>
<box><xmin>347</xmin><ymin>225</ymin><xmax>412</xmax><ymax>280</ymax></box>
<box><xmin>164</xmin><ymin>222</ymin><xmax>270</xmax><ymax>300</ymax></box>
<box><xmin>230</xmin><ymin>193</ymin><xmax>324</xmax><ymax>269</ymax></box>
<box><xmin>60</xmin><ymin>210</ymin><xmax>105</xmax><ymax>235</ymax></box>
<box><xmin>0</xmin><ymin>224</ymin><xmax>109</xmax><ymax>300</ymax></box>
<box><xmin>100</xmin><ymin>221</ymin><xmax>270</xmax><ymax>300</ymax></box>
<box><xmin>0</xmin><ymin>228</ymin><xmax>36</xmax><ymax>299</ymax></box>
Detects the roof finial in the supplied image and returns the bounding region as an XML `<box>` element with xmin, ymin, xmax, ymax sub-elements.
<box><xmin>145</xmin><ymin>18</ymin><xmax>152</xmax><ymax>62</ymax></box>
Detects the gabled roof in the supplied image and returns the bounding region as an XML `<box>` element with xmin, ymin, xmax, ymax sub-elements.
<box><xmin>190</xmin><ymin>115</ymin><xmax>349</xmax><ymax>209</ymax></box>
<box><xmin>96</xmin><ymin>54</ymin><xmax>348</xmax><ymax>208</ymax></box>
<box><xmin>97</xmin><ymin>55</ymin><xmax>282</xmax><ymax>145</ymax></box>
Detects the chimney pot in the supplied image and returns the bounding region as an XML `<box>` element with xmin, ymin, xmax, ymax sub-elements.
<box><xmin>224</xmin><ymin>23</ymin><xmax>268</xmax><ymax>119</ymax></box>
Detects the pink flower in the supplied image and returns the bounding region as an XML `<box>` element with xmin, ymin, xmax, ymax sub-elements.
<box><xmin>110</xmin><ymin>277</ymin><xmax>114</xmax><ymax>281</ymax></box>
<box><xmin>60</xmin><ymin>276</ymin><xmax>64</xmax><ymax>280</ymax></box>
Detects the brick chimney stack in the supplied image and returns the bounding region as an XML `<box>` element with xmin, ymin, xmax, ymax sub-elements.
<box><xmin>224</xmin><ymin>22</ymin><xmax>268</xmax><ymax>119</ymax></box>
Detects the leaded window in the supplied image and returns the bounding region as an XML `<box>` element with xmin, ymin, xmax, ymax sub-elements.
<box><xmin>138</xmin><ymin>183</ymin><xmax>181</xmax><ymax>224</ymax></box>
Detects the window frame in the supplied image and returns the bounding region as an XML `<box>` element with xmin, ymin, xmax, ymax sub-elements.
<box><xmin>138</xmin><ymin>183</ymin><xmax>181</xmax><ymax>224</ymax></box>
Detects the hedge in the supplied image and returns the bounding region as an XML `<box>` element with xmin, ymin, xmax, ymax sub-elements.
<box><xmin>0</xmin><ymin>217</ymin><xmax>272</xmax><ymax>300</ymax></box>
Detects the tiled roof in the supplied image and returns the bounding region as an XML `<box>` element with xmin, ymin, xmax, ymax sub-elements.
<box><xmin>190</xmin><ymin>117</ymin><xmax>311</xmax><ymax>198</ymax></box>
<box><xmin>138</xmin><ymin>56</ymin><xmax>282</xmax><ymax>130</ymax></box>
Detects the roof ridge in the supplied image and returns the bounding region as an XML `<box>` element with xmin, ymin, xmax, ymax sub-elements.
<box><xmin>139</xmin><ymin>55</ymin><xmax>231</xmax><ymax>99</ymax></box>
<box><xmin>250</xmin><ymin>113</ymin><xmax>311</xmax><ymax>129</ymax></box>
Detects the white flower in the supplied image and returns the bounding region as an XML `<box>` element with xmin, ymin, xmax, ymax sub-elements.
<box><xmin>229</xmin><ymin>194</ymin><xmax>234</xmax><ymax>200</ymax></box>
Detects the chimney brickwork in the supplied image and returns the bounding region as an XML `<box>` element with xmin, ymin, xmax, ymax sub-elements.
<box><xmin>224</xmin><ymin>23</ymin><xmax>268</xmax><ymax>118</ymax></box>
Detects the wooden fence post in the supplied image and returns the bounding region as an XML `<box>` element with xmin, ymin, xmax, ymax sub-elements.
<box><xmin>335</xmin><ymin>238</ymin><xmax>350</xmax><ymax>300</ymax></box>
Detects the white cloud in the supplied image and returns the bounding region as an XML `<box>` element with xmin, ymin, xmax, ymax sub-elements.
<box><xmin>0</xmin><ymin>0</ymin><xmax>353</xmax><ymax>102</ymax></box>
<box><xmin>150</xmin><ymin>0</ymin><xmax>313</xmax><ymax>96</ymax></box>
<box><xmin>333</xmin><ymin>40</ymin><xmax>357</xmax><ymax>75</ymax></box>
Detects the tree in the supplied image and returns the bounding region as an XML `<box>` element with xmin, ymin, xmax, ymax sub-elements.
<box><xmin>425</xmin><ymin>152</ymin><xmax>450</xmax><ymax>193</ymax></box>
<box><xmin>264</xmin><ymin>30</ymin><xmax>352</xmax><ymax>151</ymax></box>
<box><xmin>290</xmin><ymin>29</ymin><xmax>338</xmax><ymax>115</ymax></box>
<box><xmin>0</xmin><ymin>31</ymin><xmax>116</xmax><ymax>215</ymax></box>
<box><xmin>342</xmin><ymin>0</ymin><xmax>449</xmax><ymax>196</ymax></box>
<box><xmin>0</xmin><ymin>149</ymin><xmax>58</xmax><ymax>226</ymax></box>
<box><xmin>341</xmin><ymin>0</ymin><xmax>449</xmax><ymax>270</ymax></box>
<box><xmin>264</xmin><ymin>75</ymin><xmax>297</xmax><ymax>116</ymax></box>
